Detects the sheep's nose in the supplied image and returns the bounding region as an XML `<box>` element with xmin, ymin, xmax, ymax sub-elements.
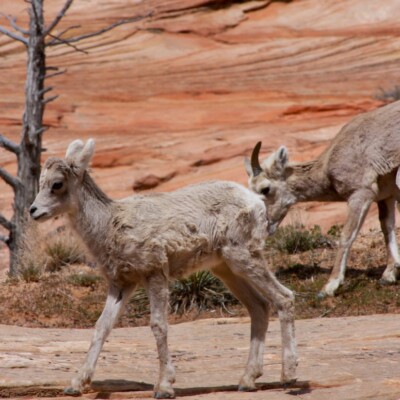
<box><xmin>29</xmin><ymin>205</ymin><xmax>37</xmax><ymax>215</ymax></box>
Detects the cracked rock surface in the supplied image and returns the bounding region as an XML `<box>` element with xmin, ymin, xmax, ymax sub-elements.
<box><xmin>0</xmin><ymin>315</ymin><xmax>400</xmax><ymax>399</ymax></box>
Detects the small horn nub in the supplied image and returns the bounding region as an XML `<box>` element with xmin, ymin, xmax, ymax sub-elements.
<box><xmin>251</xmin><ymin>141</ymin><xmax>262</xmax><ymax>176</ymax></box>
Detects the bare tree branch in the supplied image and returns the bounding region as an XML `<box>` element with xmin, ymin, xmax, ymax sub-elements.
<box><xmin>0</xmin><ymin>134</ymin><xmax>20</xmax><ymax>155</ymax></box>
<box><xmin>0</xmin><ymin>13</ymin><xmax>29</xmax><ymax>35</ymax></box>
<box><xmin>42</xmin><ymin>94</ymin><xmax>59</xmax><ymax>104</ymax></box>
<box><xmin>48</xmin><ymin>14</ymin><xmax>150</xmax><ymax>46</ymax></box>
<box><xmin>30</xmin><ymin>1</ymin><xmax>41</xmax><ymax>31</ymax></box>
<box><xmin>39</xmin><ymin>86</ymin><xmax>53</xmax><ymax>96</ymax></box>
<box><xmin>44</xmin><ymin>0</ymin><xmax>74</xmax><ymax>36</ymax></box>
<box><xmin>46</xmin><ymin>66</ymin><xmax>60</xmax><ymax>71</ymax></box>
<box><xmin>50</xmin><ymin>24</ymin><xmax>80</xmax><ymax>41</ymax></box>
<box><xmin>33</xmin><ymin>126</ymin><xmax>48</xmax><ymax>136</ymax></box>
<box><xmin>0</xmin><ymin>25</ymin><xmax>28</xmax><ymax>45</ymax></box>
<box><xmin>0</xmin><ymin>213</ymin><xmax>13</xmax><ymax>231</ymax></box>
<box><xmin>47</xmin><ymin>33</ymin><xmax>88</xmax><ymax>54</ymax></box>
<box><xmin>0</xmin><ymin>167</ymin><xmax>21</xmax><ymax>190</ymax></box>
<box><xmin>45</xmin><ymin>69</ymin><xmax>66</xmax><ymax>80</ymax></box>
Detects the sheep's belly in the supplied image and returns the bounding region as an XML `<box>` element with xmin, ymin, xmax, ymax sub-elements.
<box><xmin>170</xmin><ymin>253</ymin><xmax>222</xmax><ymax>279</ymax></box>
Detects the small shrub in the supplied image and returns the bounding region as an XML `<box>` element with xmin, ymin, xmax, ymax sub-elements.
<box><xmin>16</xmin><ymin>222</ymin><xmax>86</xmax><ymax>279</ymax></box>
<box><xmin>127</xmin><ymin>289</ymin><xmax>150</xmax><ymax>318</ymax></box>
<box><xmin>124</xmin><ymin>272</ymin><xmax>239</xmax><ymax>319</ymax></box>
<box><xmin>45</xmin><ymin>233</ymin><xmax>85</xmax><ymax>272</ymax></box>
<box><xmin>18</xmin><ymin>261</ymin><xmax>43</xmax><ymax>283</ymax></box>
<box><xmin>16</xmin><ymin>220</ymin><xmax>46</xmax><ymax>282</ymax></box>
<box><xmin>169</xmin><ymin>271</ymin><xmax>237</xmax><ymax>315</ymax></box>
<box><xmin>68</xmin><ymin>273</ymin><xmax>102</xmax><ymax>287</ymax></box>
<box><xmin>266</xmin><ymin>224</ymin><xmax>334</xmax><ymax>254</ymax></box>
<box><xmin>327</xmin><ymin>224</ymin><xmax>343</xmax><ymax>238</ymax></box>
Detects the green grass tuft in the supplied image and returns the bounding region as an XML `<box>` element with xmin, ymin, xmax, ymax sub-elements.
<box><xmin>68</xmin><ymin>273</ymin><xmax>102</xmax><ymax>287</ymax></box>
<box><xmin>18</xmin><ymin>261</ymin><xmax>43</xmax><ymax>283</ymax></box>
<box><xmin>45</xmin><ymin>236</ymin><xmax>85</xmax><ymax>272</ymax></box>
<box><xmin>169</xmin><ymin>271</ymin><xmax>237</xmax><ymax>315</ymax></box>
<box><xmin>266</xmin><ymin>224</ymin><xmax>334</xmax><ymax>254</ymax></box>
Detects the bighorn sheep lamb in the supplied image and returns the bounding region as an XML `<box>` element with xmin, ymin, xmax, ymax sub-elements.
<box><xmin>30</xmin><ymin>139</ymin><xmax>297</xmax><ymax>399</ymax></box>
<box><xmin>245</xmin><ymin>100</ymin><xmax>400</xmax><ymax>298</ymax></box>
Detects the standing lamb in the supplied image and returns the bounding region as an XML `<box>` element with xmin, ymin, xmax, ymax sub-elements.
<box><xmin>245</xmin><ymin>100</ymin><xmax>400</xmax><ymax>298</ymax></box>
<box><xmin>30</xmin><ymin>139</ymin><xmax>297</xmax><ymax>399</ymax></box>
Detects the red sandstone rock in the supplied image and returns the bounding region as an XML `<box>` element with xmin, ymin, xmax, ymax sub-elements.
<box><xmin>1</xmin><ymin>0</ymin><xmax>400</xmax><ymax>245</ymax></box>
<box><xmin>133</xmin><ymin>171</ymin><xmax>176</xmax><ymax>191</ymax></box>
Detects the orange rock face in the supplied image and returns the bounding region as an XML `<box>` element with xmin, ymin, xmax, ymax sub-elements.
<box><xmin>1</xmin><ymin>0</ymin><xmax>400</xmax><ymax>243</ymax></box>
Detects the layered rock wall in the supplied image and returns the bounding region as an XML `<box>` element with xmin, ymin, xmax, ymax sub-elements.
<box><xmin>1</xmin><ymin>0</ymin><xmax>400</xmax><ymax>233</ymax></box>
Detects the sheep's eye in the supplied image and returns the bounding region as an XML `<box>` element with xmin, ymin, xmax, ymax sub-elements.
<box><xmin>52</xmin><ymin>181</ymin><xmax>63</xmax><ymax>191</ymax></box>
<box><xmin>261</xmin><ymin>187</ymin><xmax>270</xmax><ymax>196</ymax></box>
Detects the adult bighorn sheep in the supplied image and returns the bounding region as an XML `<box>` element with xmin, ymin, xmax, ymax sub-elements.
<box><xmin>245</xmin><ymin>100</ymin><xmax>400</xmax><ymax>298</ymax></box>
<box><xmin>30</xmin><ymin>139</ymin><xmax>297</xmax><ymax>399</ymax></box>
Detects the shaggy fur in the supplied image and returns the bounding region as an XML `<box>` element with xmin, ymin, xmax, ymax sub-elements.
<box><xmin>246</xmin><ymin>100</ymin><xmax>400</xmax><ymax>297</ymax></box>
<box><xmin>30</xmin><ymin>139</ymin><xmax>297</xmax><ymax>399</ymax></box>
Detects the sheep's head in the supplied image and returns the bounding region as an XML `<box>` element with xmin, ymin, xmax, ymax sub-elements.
<box><xmin>245</xmin><ymin>141</ymin><xmax>295</xmax><ymax>234</ymax></box>
<box><xmin>30</xmin><ymin>139</ymin><xmax>95</xmax><ymax>222</ymax></box>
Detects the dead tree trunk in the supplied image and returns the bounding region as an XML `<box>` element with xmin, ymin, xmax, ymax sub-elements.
<box><xmin>0</xmin><ymin>0</ymin><xmax>149</xmax><ymax>275</ymax></box>
<box><xmin>9</xmin><ymin>1</ymin><xmax>46</xmax><ymax>274</ymax></box>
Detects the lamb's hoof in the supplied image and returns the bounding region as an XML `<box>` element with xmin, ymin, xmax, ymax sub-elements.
<box><xmin>316</xmin><ymin>291</ymin><xmax>327</xmax><ymax>300</ymax></box>
<box><xmin>154</xmin><ymin>391</ymin><xmax>175</xmax><ymax>399</ymax></box>
<box><xmin>238</xmin><ymin>385</ymin><xmax>257</xmax><ymax>392</ymax></box>
<box><xmin>63</xmin><ymin>387</ymin><xmax>82</xmax><ymax>397</ymax></box>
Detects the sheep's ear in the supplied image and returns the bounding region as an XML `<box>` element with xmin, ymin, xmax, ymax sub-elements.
<box><xmin>274</xmin><ymin>146</ymin><xmax>289</xmax><ymax>170</ymax></box>
<box><xmin>244</xmin><ymin>157</ymin><xmax>253</xmax><ymax>177</ymax></box>
<box><xmin>77</xmin><ymin>139</ymin><xmax>95</xmax><ymax>170</ymax></box>
<box><xmin>65</xmin><ymin>139</ymin><xmax>95</xmax><ymax>177</ymax></box>
<box><xmin>65</xmin><ymin>139</ymin><xmax>84</xmax><ymax>160</ymax></box>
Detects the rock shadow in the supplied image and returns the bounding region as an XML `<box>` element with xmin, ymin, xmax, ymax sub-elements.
<box><xmin>276</xmin><ymin>263</ymin><xmax>391</xmax><ymax>282</ymax></box>
<box><xmin>91</xmin><ymin>379</ymin><xmax>312</xmax><ymax>398</ymax></box>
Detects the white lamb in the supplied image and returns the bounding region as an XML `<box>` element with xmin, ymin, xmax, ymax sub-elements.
<box><xmin>30</xmin><ymin>139</ymin><xmax>297</xmax><ymax>398</ymax></box>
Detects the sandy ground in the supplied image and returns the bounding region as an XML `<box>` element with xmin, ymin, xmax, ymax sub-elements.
<box><xmin>1</xmin><ymin>315</ymin><xmax>400</xmax><ymax>399</ymax></box>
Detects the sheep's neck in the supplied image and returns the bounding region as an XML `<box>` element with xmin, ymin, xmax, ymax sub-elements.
<box><xmin>69</xmin><ymin>172</ymin><xmax>113</xmax><ymax>255</ymax></box>
<box><xmin>286</xmin><ymin>159</ymin><xmax>340</xmax><ymax>202</ymax></box>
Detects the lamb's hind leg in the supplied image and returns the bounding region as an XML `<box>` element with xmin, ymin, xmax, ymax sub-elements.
<box><xmin>320</xmin><ymin>189</ymin><xmax>374</xmax><ymax>297</ymax></box>
<box><xmin>379</xmin><ymin>197</ymin><xmax>400</xmax><ymax>284</ymax></box>
<box><xmin>212</xmin><ymin>263</ymin><xmax>270</xmax><ymax>391</ymax></box>
<box><xmin>64</xmin><ymin>284</ymin><xmax>135</xmax><ymax>396</ymax></box>
<box><xmin>221</xmin><ymin>247</ymin><xmax>297</xmax><ymax>385</ymax></box>
<box><xmin>145</xmin><ymin>273</ymin><xmax>175</xmax><ymax>399</ymax></box>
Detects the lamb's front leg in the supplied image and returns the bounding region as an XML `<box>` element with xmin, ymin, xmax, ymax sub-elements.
<box><xmin>145</xmin><ymin>273</ymin><xmax>176</xmax><ymax>399</ymax></box>
<box><xmin>64</xmin><ymin>284</ymin><xmax>135</xmax><ymax>396</ymax></box>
